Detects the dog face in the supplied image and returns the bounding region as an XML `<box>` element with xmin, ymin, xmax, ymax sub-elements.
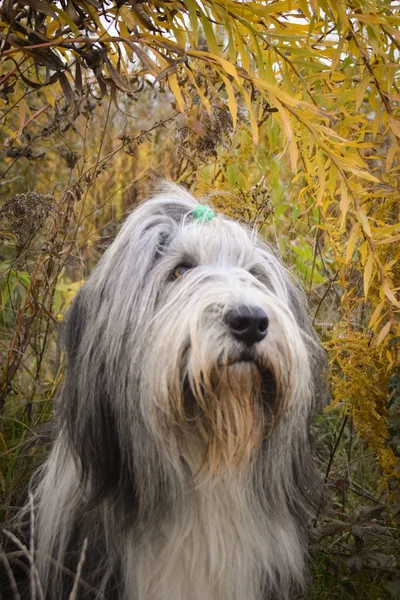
<box><xmin>61</xmin><ymin>187</ymin><xmax>323</xmax><ymax>497</ymax></box>
<box><xmin>139</xmin><ymin>215</ymin><xmax>314</xmax><ymax>477</ymax></box>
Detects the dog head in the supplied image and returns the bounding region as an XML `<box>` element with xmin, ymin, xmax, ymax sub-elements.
<box><xmin>61</xmin><ymin>185</ymin><xmax>325</xmax><ymax>501</ymax></box>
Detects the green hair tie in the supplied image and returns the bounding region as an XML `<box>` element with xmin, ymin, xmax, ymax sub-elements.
<box><xmin>192</xmin><ymin>203</ymin><xmax>215</xmax><ymax>223</ymax></box>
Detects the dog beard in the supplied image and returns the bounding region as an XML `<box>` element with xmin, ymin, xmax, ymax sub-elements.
<box><xmin>169</xmin><ymin>360</ymin><xmax>279</xmax><ymax>480</ymax></box>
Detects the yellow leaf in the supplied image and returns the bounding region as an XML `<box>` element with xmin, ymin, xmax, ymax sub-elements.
<box><xmin>234</xmin><ymin>27</ymin><xmax>251</xmax><ymax>73</ymax></box>
<box><xmin>369</xmin><ymin>300</ymin><xmax>385</xmax><ymax>329</ymax></box>
<box><xmin>309</xmin><ymin>0</ymin><xmax>319</xmax><ymax>16</ymax></box>
<box><xmin>43</xmin><ymin>87</ymin><xmax>55</xmax><ymax>108</ymax></box>
<box><xmin>376</xmin><ymin>233</ymin><xmax>400</xmax><ymax>245</ymax></box>
<box><xmin>181</xmin><ymin>0</ymin><xmax>198</xmax><ymax>46</ymax></box>
<box><xmin>269</xmin><ymin>94</ymin><xmax>297</xmax><ymax>171</ymax></box>
<box><xmin>355</xmin><ymin>76</ymin><xmax>371</xmax><ymax>111</ymax></box>
<box><xmin>338</xmin><ymin>178</ymin><xmax>349</xmax><ymax>229</ymax></box>
<box><xmin>216</xmin><ymin>57</ymin><xmax>239</xmax><ymax>82</ymax></box>
<box><xmin>327</xmin><ymin>163</ymin><xmax>337</xmax><ymax>195</ymax></box>
<box><xmin>168</xmin><ymin>73</ymin><xmax>185</xmax><ymax>112</ymax></box>
<box><xmin>346</xmin><ymin>167</ymin><xmax>380</xmax><ymax>183</ymax></box>
<box><xmin>119</xmin><ymin>23</ymin><xmax>133</xmax><ymax>59</ymax></box>
<box><xmin>199</xmin><ymin>9</ymin><xmax>219</xmax><ymax>54</ymax></box>
<box><xmin>264</xmin><ymin>49</ymin><xmax>276</xmax><ymax>85</ymax></box>
<box><xmin>46</xmin><ymin>17</ymin><xmax>62</xmax><ymax>37</ymax></box>
<box><xmin>119</xmin><ymin>5</ymin><xmax>138</xmax><ymax>30</ymax></box>
<box><xmin>316</xmin><ymin>151</ymin><xmax>326</xmax><ymax>205</ymax></box>
<box><xmin>187</xmin><ymin>50</ymin><xmax>239</xmax><ymax>82</ymax></box>
<box><xmin>219</xmin><ymin>72</ymin><xmax>237</xmax><ymax>131</ymax></box>
<box><xmin>373</xmin><ymin>104</ymin><xmax>381</xmax><ymax>140</ymax></box>
<box><xmin>1</xmin><ymin>124</ymin><xmax>22</xmax><ymax>143</ymax></box>
<box><xmin>248</xmin><ymin>30</ymin><xmax>266</xmax><ymax>80</ymax></box>
<box><xmin>298</xmin><ymin>0</ymin><xmax>311</xmax><ymax>17</ymax></box>
<box><xmin>363</xmin><ymin>252</ymin><xmax>374</xmax><ymax>300</ymax></box>
<box><xmin>376</xmin><ymin>320</ymin><xmax>392</xmax><ymax>346</ymax></box>
<box><xmin>357</xmin><ymin>210</ymin><xmax>372</xmax><ymax>237</ymax></box>
<box><xmin>51</xmin><ymin>7</ymin><xmax>80</xmax><ymax>35</ymax></box>
<box><xmin>389</xmin><ymin>115</ymin><xmax>400</xmax><ymax>139</ymax></box>
<box><xmin>127</xmin><ymin>42</ymin><xmax>161</xmax><ymax>77</ymax></box>
<box><xmin>171</xmin><ymin>24</ymin><xmax>186</xmax><ymax>49</ymax></box>
<box><xmin>359</xmin><ymin>240</ymin><xmax>368</xmax><ymax>265</ymax></box>
<box><xmin>383</xmin><ymin>282</ymin><xmax>400</xmax><ymax>308</ymax></box>
<box><xmin>345</xmin><ymin>222</ymin><xmax>360</xmax><ymax>264</ymax></box>
<box><xmin>350</xmin><ymin>13</ymin><xmax>386</xmax><ymax>24</ymax></box>
<box><xmin>386</xmin><ymin>143</ymin><xmax>396</xmax><ymax>171</ymax></box>
<box><xmin>330</xmin><ymin>37</ymin><xmax>344</xmax><ymax>73</ymax></box>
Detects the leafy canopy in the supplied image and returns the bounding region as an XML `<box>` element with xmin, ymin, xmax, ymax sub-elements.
<box><xmin>0</xmin><ymin>1</ymin><xmax>399</xmax><ymax>479</ymax></box>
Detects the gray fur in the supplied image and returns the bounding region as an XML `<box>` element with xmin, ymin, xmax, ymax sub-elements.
<box><xmin>15</xmin><ymin>184</ymin><xmax>327</xmax><ymax>599</ymax></box>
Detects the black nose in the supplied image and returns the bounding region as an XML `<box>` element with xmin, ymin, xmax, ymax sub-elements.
<box><xmin>224</xmin><ymin>305</ymin><xmax>269</xmax><ymax>346</ymax></box>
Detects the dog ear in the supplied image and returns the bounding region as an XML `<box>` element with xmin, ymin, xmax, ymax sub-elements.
<box><xmin>59</xmin><ymin>288</ymin><xmax>137</xmax><ymax>511</ymax></box>
<box><xmin>63</xmin><ymin>289</ymin><xmax>86</xmax><ymax>363</ymax></box>
<box><xmin>56</xmin><ymin>198</ymin><xmax>193</xmax><ymax>513</ymax></box>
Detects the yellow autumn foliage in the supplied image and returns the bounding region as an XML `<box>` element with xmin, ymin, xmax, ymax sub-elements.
<box><xmin>0</xmin><ymin>0</ymin><xmax>399</xmax><ymax>483</ymax></box>
<box><xmin>327</xmin><ymin>331</ymin><xmax>398</xmax><ymax>479</ymax></box>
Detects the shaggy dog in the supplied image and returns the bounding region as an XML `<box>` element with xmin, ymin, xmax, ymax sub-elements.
<box><xmin>4</xmin><ymin>185</ymin><xmax>327</xmax><ymax>600</ymax></box>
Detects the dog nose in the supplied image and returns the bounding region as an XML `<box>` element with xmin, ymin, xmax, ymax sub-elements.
<box><xmin>224</xmin><ymin>305</ymin><xmax>269</xmax><ymax>346</ymax></box>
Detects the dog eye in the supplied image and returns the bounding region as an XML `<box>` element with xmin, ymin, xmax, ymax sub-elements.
<box><xmin>172</xmin><ymin>265</ymin><xmax>191</xmax><ymax>280</ymax></box>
